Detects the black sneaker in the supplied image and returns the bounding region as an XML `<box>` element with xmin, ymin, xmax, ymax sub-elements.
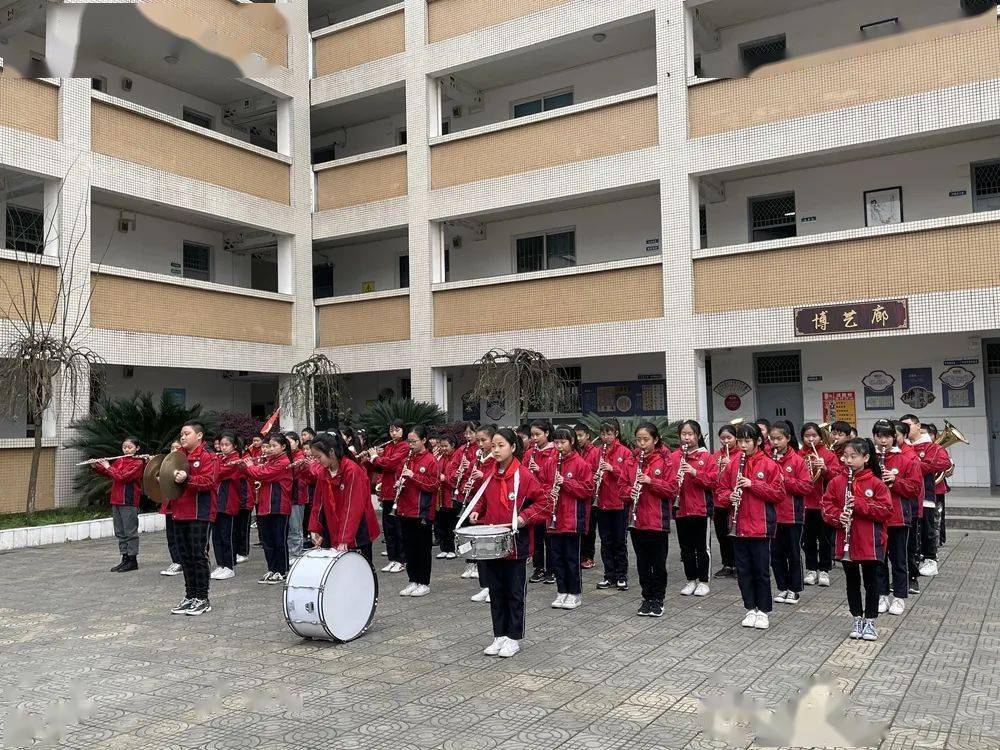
<box><xmin>171</xmin><ymin>598</ymin><xmax>194</xmax><ymax>615</ymax></box>
<box><xmin>119</xmin><ymin>555</ymin><xmax>138</xmax><ymax>572</ymax></box>
<box><xmin>648</xmin><ymin>602</ymin><xmax>664</xmax><ymax>617</ymax></box>
<box><xmin>617</xmin><ymin>579</ymin><xmax>629</xmax><ymax>592</ymax></box>
<box><xmin>596</xmin><ymin>579</ymin><xmax>614</xmax><ymax>589</ymax></box>
<box><xmin>908</xmin><ymin>578</ymin><xmax>920</xmax><ymax>595</ymax></box>
<box><xmin>529</xmin><ymin>569</ymin><xmax>545</xmax><ymax>584</ymax></box>
<box><xmin>186</xmin><ymin>598</ymin><xmax>212</xmax><ymax>616</ymax></box>
<box><xmin>784</xmin><ymin>591</ymin><xmax>800</xmax><ymax>605</ymax></box>
<box><xmin>713</xmin><ymin>566</ymin><xmax>733</xmax><ymax>579</ymax></box>
<box><xmin>637</xmin><ymin>600</ymin><xmax>651</xmax><ymax>616</ymax></box>
<box><xmin>543</xmin><ymin>573</ymin><xmax>556</xmax><ymax>585</ymax></box>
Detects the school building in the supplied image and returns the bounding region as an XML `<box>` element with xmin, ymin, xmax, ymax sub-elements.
<box><xmin>0</xmin><ymin>0</ymin><xmax>999</xmax><ymax>512</ymax></box>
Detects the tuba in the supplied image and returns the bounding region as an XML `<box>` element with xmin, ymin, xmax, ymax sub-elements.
<box><xmin>933</xmin><ymin>420</ymin><xmax>968</xmax><ymax>484</ymax></box>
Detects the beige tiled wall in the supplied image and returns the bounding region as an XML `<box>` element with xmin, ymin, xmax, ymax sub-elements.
<box><xmin>315</xmin><ymin>153</ymin><xmax>407</xmax><ymax>210</ymax></box>
<box><xmin>0</xmin><ymin>448</ymin><xmax>55</xmax><ymax>515</ymax></box>
<box><xmin>431</xmin><ymin>95</ymin><xmax>658</xmax><ymax>189</ymax></box>
<box><xmin>317</xmin><ymin>296</ymin><xmax>410</xmax><ymax>347</ymax></box>
<box><xmin>314</xmin><ymin>11</ymin><xmax>405</xmax><ymax>77</ymax></box>
<box><xmin>0</xmin><ymin>261</ymin><xmax>57</xmax><ymax>321</ymax></box>
<box><xmin>0</xmin><ymin>79</ymin><xmax>59</xmax><ymax>140</ymax></box>
<box><xmin>427</xmin><ymin>0</ymin><xmax>572</xmax><ymax>43</ymax></box>
<box><xmin>162</xmin><ymin>0</ymin><xmax>289</xmax><ymax>67</ymax></box>
<box><xmin>91</xmin><ymin>101</ymin><xmax>291</xmax><ymax>204</ymax></box>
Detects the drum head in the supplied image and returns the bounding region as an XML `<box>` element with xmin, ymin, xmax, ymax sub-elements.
<box><xmin>319</xmin><ymin>551</ymin><xmax>377</xmax><ymax>642</ymax></box>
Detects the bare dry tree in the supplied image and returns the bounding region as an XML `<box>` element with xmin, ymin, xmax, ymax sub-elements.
<box><xmin>280</xmin><ymin>353</ymin><xmax>350</xmax><ymax>429</ymax></box>
<box><xmin>0</xmin><ymin>175</ymin><xmax>106</xmax><ymax>515</ymax></box>
<box><xmin>470</xmin><ymin>348</ymin><xmax>570</xmax><ymax>422</ymax></box>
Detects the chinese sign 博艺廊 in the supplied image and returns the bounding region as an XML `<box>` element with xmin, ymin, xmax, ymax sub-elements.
<box><xmin>794</xmin><ymin>299</ymin><xmax>908</xmax><ymax>337</ymax></box>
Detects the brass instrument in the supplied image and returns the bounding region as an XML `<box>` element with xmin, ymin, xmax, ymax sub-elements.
<box><xmin>78</xmin><ymin>453</ymin><xmax>153</xmax><ymax>466</ymax></box>
<box><xmin>806</xmin><ymin>435</ymin><xmax>823</xmax><ymax>482</ymax></box>
<box><xmin>628</xmin><ymin>453</ymin><xmax>647</xmax><ymax>529</ymax></box>
<box><xmin>390</xmin><ymin>448</ymin><xmax>416</xmax><ymax>516</ymax></box>
<box><xmin>933</xmin><ymin>420</ymin><xmax>968</xmax><ymax>484</ymax></box>
<box><xmin>591</xmin><ymin>441</ymin><xmax>608</xmax><ymax>506</ymax></box>
<box><xmin>461</xmin><ymin>450</ymin><xmax>487</xmax><ymax>505</ymax></box>
<box><xmin>548</xmin><ymin>453</ymin><xmax>565</xmax><ymax>530</ymax></box>
<box><xmin>841</xmin><ymin>468</ymin><xmax>856</xmax><ymax>562</ymax></box>
<box><xmin>817</xmin><ymin>422</ymin><xmax>835</xmax><ymax>449</ymax></box>
<box><xmin>727</xmin><ymin>452</ymin><xmax>748</xmax><ymax>538</ymax></box>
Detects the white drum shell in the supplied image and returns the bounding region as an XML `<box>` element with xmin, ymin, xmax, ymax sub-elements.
<box><xmin>283</xmin><ymin>549</ymin><xmax>377</xmax><ymax>642</ymax></box>
<box><xmin>454</xmin><ymin>524</ymin><xmax>516</xmax><ymax>561</ymax></box>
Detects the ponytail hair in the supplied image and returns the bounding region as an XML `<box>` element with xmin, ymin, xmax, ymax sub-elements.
<box><xmin>552</xmin><ymin>426</ymin><xmax>577</xmax><ymax>448</ymax></box>
<box><xmin>529</xmin><ymin>419</ymin><xmax>553</xmax><ymax>440</ymax></box>
<box><xmin>495</xmin><ymin>427</ymin><xmax>523</xmax><ymax>460</ymax></box>
<box><xmin>678</xmin><ymin>419</ymin><xmax>706</xmax><ymax>448</ymax></box>
<box><xmin>771</xmin><ymin>420</ymin><xmax>800</xmax><ymax>450</ymax></box>
<box><xmin>635</xmin><ymin>421</ymin><xmax>662</xmax><ymax>447</ymax></box>
<box><xmin>269</xmin><ymin>432</ymin><xmax>294</xmax><ymax>463</ymax></box>
<box><xmin>846</xmin><ymin>437</ymin><xmax>880</xmax><ymax>474</ymax></box>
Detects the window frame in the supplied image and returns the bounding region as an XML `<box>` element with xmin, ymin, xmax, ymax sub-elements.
<box><xmin>739</xmin><ymin>33</ymin><xmax>787</xmax><ymax>73</ymax></box>
<box><xmin>747</xmin><ymin>191</ymin><xmax>797</xmax><ymax>243</ymax></box>
<box><xmin>971</xmin><ymin>158</ymin><xmax>1000</xmax><ymax>212</ymax></box>
<box><xmin>511</xmin><ymin>226</ymin><xmax>577</xmax><ymax>274</ymax></box>
<box><xmin>397</xmin><ymin>253</ymin><xmax>410</xmax><ymax>289</ymax></box>
<box><xmin>182</xmin><ymin>106</ymin><xmax>214</xmax><ymax>131</ymax></box>
<box><xmin>5</xmin><ymin>205</ymin><xmax>45</xmax><ymax>254</ymax></box>
<box><xmin>182</xmin><ymin>240</ymin><xmax>213</xmax><ymax>282</ymax></box>
<box><xmin>510</xmin><ymin>87</ymin><xmax>575</xmax><ymax>119</ymax></box>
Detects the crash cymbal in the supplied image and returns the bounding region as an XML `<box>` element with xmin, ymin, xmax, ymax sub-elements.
<box><xmin>159</xmin><ymin>450</ymin><xmax>190</xmax><ymax>501</ymax></box>
<box><xmin>142</xmin><ymin>455</ymin><xmax>165</xmax><ymax>503</ymax></box>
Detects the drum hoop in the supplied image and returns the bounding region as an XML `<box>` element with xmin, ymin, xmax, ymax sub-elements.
<box><xmin>282</xmin><ymin>553</ymin><xmax>306</xmax><ymax>638</ymax></box>
<box><xmin>316</xmin><ymin>550</ymin><xmax>379</xmax><ymax>642</ymax></box>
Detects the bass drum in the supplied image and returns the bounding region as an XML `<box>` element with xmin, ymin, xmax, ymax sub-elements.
<box><xmin>283</xmin><ymin>548</ymin><xmax>377</xmax><ymax>642</ymax></box>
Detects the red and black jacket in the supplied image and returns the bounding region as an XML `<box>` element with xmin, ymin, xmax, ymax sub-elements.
<box><xmin>771</xmin><ymin>448</ymin><xmax>811</xmax><ymax>525</ymax></box>
<box><xmin>716</xmin><ymin>449</ymin><xmax>784</xmax><ymax>539</ymax></box>
<box><xmin>909</xmin><ymin>437</ymin><xmax>951</xmax><ymax>508</ymax></box>
<box><xmin>467</xmin><ymin>459</ymin><xmax>549</xmax><ymax>560</ymax></box>
<box><xmin>170</xmin><ymin>443</ymin><xmax>219</xmax><ymax>522</ymax></box>
<box><xmin>881</xmin><ymin>448</ymin><xmax>922</xmax><ymax>527</ymax></box>
<box><xmin>394</xmin><ymin>449</ymin><xmax>439</xmax><ymax>522</ymax></box>
<box><xmin>215</xmin><ymin>453</ymin><xmax>244</xmax><ymax>516</ymax></box>
<box><xmin>435</xmin><ymin>449</ymin><xmax>458</xmax><ymax>511</ymax></box>
<box><xmin>665</xmin><ymin>446</ymin><xmax>717</xmax><ymax>519</ymax></box>
<box><xmin>93</xmin><ymin>456</ymin><xmax>144</xmax><ymax>507</ymax></box>
<box><xmin>623</xmin><ymin>450</ymin><xmax>673</xmax><ymax>533</ymax></box>
<box><xmin>539</xmin><ymin>451</ymin><xmax>595</xmax><ymax>535</ymax></box>
<box><xmin>524</xmin><ymin>443</ymin><xmax>556</xmax><ymax>484</ymax></box>
<box><xmin>367</xmin><ymin>439</ymin><xmax>410</xmax><ymax>502</ymax></box>
<box><xmin>821</xmin><ymin>468</ymin><xmax>893</xmax><ymax>561</ymax></box>
<box><xmin>797</xmin><ymin>443</ymin><xmax>842</xmax><ymax>511</ymax></box>
<box><xmin>245</xmin><ymin>453</ymin><xmax>292</xmax><ymax>516</ymax></box>
<box><xmin>594</xmin><ymin>439</ymin><xmax>632</xmax><ymax>511</ymax></box>
<box><xmin>308</xmin><ymin>459</ymin><xmax>381</xmax><ymax>549</ymax></box>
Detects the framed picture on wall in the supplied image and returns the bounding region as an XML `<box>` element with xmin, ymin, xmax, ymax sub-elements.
<box><xmin>863</xmin><ymin>187</ymin><xmax>903</xmax><ymax>227</ymax></box>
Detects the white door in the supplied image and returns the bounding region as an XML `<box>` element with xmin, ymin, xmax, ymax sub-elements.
<box><xmin>754</xmin><ymin>352</ymin><xmax>804</xmax><ymax>428</ymax></box>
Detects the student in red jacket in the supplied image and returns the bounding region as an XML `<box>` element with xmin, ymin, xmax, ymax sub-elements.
<box><xmin>768</xmin><ymin>422</ymin><xmax>811</xmax><ymax>605</ymax></box>
<box><xmin>830</xmin><ymin>421</ymin><xmax>853</xmax><ymax>465</ymax></box>
<box><xmin>667</xmin><ymin>420</ymin><xmax>717</xmax><ymax>598</ymax></box>
<box><xmin>234</xmin><ymin>441</ymin><xmax>257</xmax><ymax>565</ymax></box>
<box><xmin>525</xmin><ymin>419</ymin><xmax>557</xmax><ymax>584</ymax></box>
<box><xmin>395</xmin><ymin>425</ymin><xmax>440</xmax><ymax>598</ymax></box>
<box><xmin>711</xmin><ymin>424</ymin><xmax>739</xmax><ymax>579</ymax></box>
<box><xmin>799</xmin><ymin>422</ymin><xmax>840</xmax><ymax>588</ymax></box>
<box><xmin>594</xmin><ymin>418</ymin><xmax>633</xmax><ymax>592</ymax></box>
<box><xmin>717</xmin><ymin>423</ymin><xmax>784</xmax><ymax>631</ymax></box>
<box><xmin>927</xmin><ymin>423</ymin><xmax>952</xmax><ymax>547</ymax></box>
<box><xmin>244</xmin><ymin>433</ymin><xmax>293</xmax><ymax>585</ymax></box>
<box><xmin>159</xmin><ymin>439</ymin><xmax>184</xmax><ymax>577</ymax></box>
<box><xmin>467</xmin><ymin>427</ymin><xmax>549</xmax><ymax>658</ymax></box>
<box><xmin>168</xmin><ymin>422</ymin><xmax>220</xmax><ymax>616</ymax></box>
<box><xmin>308</xmin><ymin>433</ymin><xmax>380</xmax><ymax>563</ymax></box>
<box><xmin>541</xmin><ymin>427</ymin><xmax>595</xmax><ymax>610</ymax></box>
<box><xmin>872</xmin><ymin>420</ymin><xmax>922</xmax><ymax>616</ymax></box>
<box><xmin>434</xmin><ymin>434</ymin><xmax>460</xmax><ymax>560</ymax></box>
<box><xmin>574</xmin><ymin>423</ymin><xmax>600</xmax><ymax>570</ymax></box>
<box><xmin>626</xmin><ymin>422</ymin><xmax>674</xmax><ymax>618</ymax></box>
<box><xmin>459</xmin><ymin>425</ymin><xmax>498</xmax><ymax>595</ymax></box>
<box><xmin>821</xmin><ymin>438</ymin><xmax>893</xmax><ymax>641</ymax></box>
<box><xmin>894</xmin><ymin>422</ymin><xmax>922</xmax><ymax>594</ymax></box>
<box><xmin>93</xmin><ymin>436</ymin><xmax>146</xmax><ymax>573</ymax></box>
<box><xmin>900</xmin><ymin>415</ymin><xmax>951</xmax><ymax>577</ymax></box>
<box><xmin>284</xmin><ymin>432</ymin><xmax>309</xmax><ymax>560</ymax></box>
<box><xmin>210</xmin><ymin>431</ymin><xmax>244</xmax><ymax>581</ymax></box>
<box><xmin>366</xmin><ymin>421</ymin><xmax>410</xmax><ymax>574</ymax></box>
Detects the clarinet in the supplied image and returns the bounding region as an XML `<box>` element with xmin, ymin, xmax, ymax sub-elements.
<box><xmin>676</xmin><ymin>445</ymin><xmax>690</xmax><ymax>491</ymax></box>
<box><xmin>548</xmin><ymin>453</ymin><xmax>565</xmax><ymax>530</ymax></box>
<box><xmin>842</xmin><ymin>468</ymin><xmax>856</xmax><ymax>562</ymax></box>
<box><xmin>592</xmin><ymin>442</ymin><xmax>608</xmax><ymax>506</ymax></box>
<box><xmin>461</xmin><ymin>451</ymin><xmax>487</xmax><ymax>505</ymax></box>
<box><xmin>628</xmin><ymin>453</ymin><xmax>647</xmax><ymax>529</ymax></box>
<box><xmin>390</xmin><ymin>448</ymin><xmax>415</xmax><ymax>516</ymax></box>
<box><xmin>727</xmin><ymin>452</ymin><xmax>748</xmax><ymax>538</ymax></box>
<box><xmin>452</xmin><ymin>449</ymin><xmax>475</xmax><ymax>505</ymax></box>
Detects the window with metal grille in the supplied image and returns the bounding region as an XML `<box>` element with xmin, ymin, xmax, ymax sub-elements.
<box><xmin>756</xmin><ymin>354</ymin><xmax>801</xmax><ymax>385</ymax></box>
<box><xmin>182</xmin><ymin>241</ymin><xmax>212</xmax><ymax>282</ymax></box>
<box><xmin>749</xmin><ymin>193</ymin><xmax>797</xmax><ymax>242</ymax></box>
<box><xmin>5</xmin><ymin>206</ymin><xmax>44</xmax><ymax>254</ymax></box>
<box><xmin>512</xmin><ymin>89</ymin><xmax>574</xmax><ymax>118</ymax></box>
<box><xmin>974</xmin><ymin>160</ymin><xmax>1000</xmax><ymax>199</ymax></box>
<box><xmin>740</xmin><ymin>34</ymin><xmax>786</xmax><ymax>72</ymax></box>
<box><xmin>556</xmin><ymin>366</ymin><xmax>582</xmax><ymax>413</ymax></box>
<box><xmin>987</xmin><ymin>343</ymin><xmax>1000</xmax><ymax>376</ymax></box>
<box><xmin>515</xmin><ymin>229</ymin><xmax>576</xmax><ymax>273</ymax></box>
<box><xmin>699</xmin><ymin>205</ymin><xmax>708</xmax><ymax>249</ymax></box>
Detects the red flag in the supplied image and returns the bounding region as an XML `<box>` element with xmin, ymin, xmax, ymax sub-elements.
<box><xmin>260</xmin><ymin>407</ymin><xmax>280</xmax><ymax>435</ymax></box>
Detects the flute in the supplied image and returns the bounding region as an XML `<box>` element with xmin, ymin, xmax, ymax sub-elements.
<box><xmin>78</xmin><ymin>453</ymin><xmax>153</xmax><ymax>466</ymax></box>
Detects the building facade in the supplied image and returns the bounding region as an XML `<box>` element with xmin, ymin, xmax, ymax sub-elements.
<box><xmin>0</xmin><ymin>0</ymin><xmax>998</xmax><ymax>513</ymax></box>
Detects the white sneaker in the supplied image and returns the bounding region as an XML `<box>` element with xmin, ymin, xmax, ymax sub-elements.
<box><xmin>878</xmin><ymin>595</ymin><xmax>889</xmax><ymax>614</ymax></box>
<box><xmin>410</xmin><ymin>584</ymin><xmax>430</xmax><ymax>597</ymax></box>
<box><xmin>483</xmin><ymin>636</ymin><xmax>506</xmax><ymax>656</ymax></box>
<box><xmin>562</xmin><ymin>594</ymin><xmax>581</xmax><ymax>610</ymax></box>
<box><xmin>400</xmin><ymin>583</ymin><xmax>418</xmax><ymax>596</ymax></box>
<box><xmin>498</xmin><ymin>639</ymin><xmax>520</xmax><ymax>658</ymax></box>
<box><xmin>741</xmin><ymin>610</ymin><xmax>757</xmax><ymax>628</ymax></box>
<box><xmin>235</xmin><ymin>554</ymin><xmax>249</xmax><ymax>564</ymax></box>
<box><xmin>888</xmin><ymin>597</ymin><xmax>905</xmax><ymax>616</ymax></box>
<box><xmin>436</xmin><ymin>551</ymin><xmax>449</xmax><ymax>559</ymax></box>
<box><xmin>160</xmin><ymin>563</ymin><xmax>182</xmax><ymax>576</ymax></box>
<box><xmin>211</xmin><ymin>567</ymin><xmax>235</xmax><ymax>580</ymax></box>
<box><xmin>803</xmin><ymin>570</ymin><xmax>817</xmax><ymax>586</ymax></box>
<box><xmin>680</xmin><ymin>581</ymin><xmax>697</xmax><ymax>596</ymax></box>
<box><xmin>773</xmin><ymin>591</ymin><xmax>788</xmax><ymax>604</ymax></box>
<box><xmin>445</xmin><ymin>552</ymin><xmax>456</xmax><ymax>559</ymax></box>
<box><xmin>818</xmin><ymin>571</ymin><xmax>831</xmax><ymax>587</ymax></box>
<box><xmin>551</xmin><ymin>593</ymin><xmax>568</xmax><ymax>609</ymax></box>
<box><xmin>389</xmin><ymin>562</ymin><xmax>405</xmax><ymax>573</ymax></box>
<box><xmin>461</xmin><ymin>563</ymin><xmax>477</xmax><ymax>579</ymax></box>
<box><xmin>919</xmin><ymin>559</ymin><xmax>939</xmax><ymax>577</ymax></box>
<box><xmin>471</xmin><ymin>588</ymin><xmax>490</xmax><ymax>602</ymax></box>
<box><xmin>380</xmin><ymin>562</ymin><xmax>394</xmax><ymax>572</ymax></box>
<box><xmin>754</xmin><ymin>612</ymin><xmax>770</xmax><ymax>630</ymax></box>
<box><xmin>381</xmin><ymin>550</ymin><xmax>388</xmax><ymax>557</ymax></box>
<box><xmin>693</xmin><ymin>583</ymin><xmax>710</xmax><ymax>597</ymax></box>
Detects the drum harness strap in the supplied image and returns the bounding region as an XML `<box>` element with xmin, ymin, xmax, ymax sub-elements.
<box><xmin>454</xmin><ymin>470</ymin><xmax>520</xmax><ymax>533</ymax></box>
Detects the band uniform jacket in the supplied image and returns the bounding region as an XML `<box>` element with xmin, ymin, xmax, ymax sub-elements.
<box><xmin>290</xmin><ymin>449</ymin><xmax>309</xmax><ymax>506</ymax></box>
<box><xmin>308</xmin><ymin>459</ymin><xmax>381</xmax><ymax>549</ymax></box>
<box><xmin>716</xmin><ymin>449</ymin><xmax>784</xmax><ymax>539</ymax></box>
<box><xmin>798</xmin><ymin>444</ymin><xmax>842</xmax><ymax>511</ymax></box>
<box><xmin>244</xmin><ymin>453</ymin><xmax>292</xmax><ymax>516</ymax></box>
<box><xmin>820</xmin><ymin>468</ymin><xmax>893</xmax><ymax>561</ymax></box>
<box><xmin>170</xmin><ymin>442</ymin><xmax>219</xmax><ymax>522</ymax></box>
<box><xmin>524</xmin><ymin>443</ymin><xmax>556</xmax><ymax>482</ymax></box>
<box><xmin>881</xmin><ymin>448</ymin><xmax>922</xmax><ymax>527</ymax></box>
<box><xmin>93</xmin><ymin>456</ymin><xmax>144</xmax><ymax>507</ymax></box>
<box><xmin>394</xmin><ymin>449</ymin><xmax>439</xmax><ymax>522</ymax></box>
<box><xmin>594</xmin><ymin>439</ymin><xmax>633</xmax><ymax>511</ymax></box>
<box><xmin>665</xmin><ymin>446</ymin><xmax>717</xmax><ymax>519</ymax></box>
<box><xmin>539</xmin><ymin>451</ymin><xmax>595</xmax><ymax>534</ymax></box>
<box><xmin>771</xmin><ymin>448</ymin><xmax>811</xmax><ymax>525</ymax></box>
<box><xmin>215</xmin><ymin>453</ymin><xmax>244</xmax><ymax>516</ymax></box>
<box><xmin>623</xmin><ymin>450</ymin><xmax>674</xmax><ymax>533</ymax></box>
<box><xmin>368</xmin><ymin>439</ymin><xmax>410</xmax><ymax>503</ymax></box>
<box><xmin>910</xmin><ymin>435</ymin><xmax>951</xmax><ymax>508</ymax></box>
<box><xmin>933</xmin><ymin>444</ymin><xmax>953</xmax><ymax>495</ymax></box>
<box><xmin>467</xmin><ymin>459</ymin><xmax>549</xmax><ymax>560</ymax></box>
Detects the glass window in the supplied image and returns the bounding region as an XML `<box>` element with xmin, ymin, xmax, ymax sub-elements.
<box><xmin>542</xmin><ymin>91</ymin><xmax>574</xmax><ymax>111</ymax></box>
<box><xmin>513</xmin><ymin>98</ymin><xmax>544</xmax><ymax>118</ymax></box>
<box><xmin>515</xmin><ymin>235</ymin><xmax>545</xmax><ymax>273</ymax></box>
<box><xmin>398</xmin><ymin>255</ymin><xmax>409</xmax><ymax>288</ymax></box>
<box><xmin>5</xmin><ymin>206</ymin><xmax>44</xmax><ymax>254</ymax></box>
<box><xmin>749</xmin><ymin>193</ymin><xmax>796</xmax><ymax>242</ymax></box>
<box><xmin>515</xmin><ymin>231</ymin><xmax>576</xmax><ymax>273</ymax></box>
<box><xmin>182</xmin><ymin>241</ymin><xmax>212</xmax><ymax>281</ymax></box>
<box><xmin>513</xmin><ymin>90</ymin><xmax>573</xmax><ymax>118</ymax></box>
<box><xmin>546</xmin><ymin>231</ymin><xmax>575</xmax><ymax>269</ymax></box>
<box><xmin>182</xmin><ymin>107</ymin><xmax>213</xmax><ymax>130</ymax></box>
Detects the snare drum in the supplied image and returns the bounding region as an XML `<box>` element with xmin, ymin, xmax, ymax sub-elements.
<box><xmin>454</xmin><ymin>525</ymin><xmax>516</xmax><ymax>561</ymax></box>
<box><xmin>283</xmin><ymin>548</ymin><xmax>377</xmax><ymax>642</ymax></box>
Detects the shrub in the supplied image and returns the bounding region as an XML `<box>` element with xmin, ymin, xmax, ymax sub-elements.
<box><xmin>578</xmin><ymin>414</ymin><xmax>682</xmax><ymax>450</ymax></box>
<box><xmin>358</xmin><ymin>398</ymin><xmax>446</xmax><ymax>443</ymax></box>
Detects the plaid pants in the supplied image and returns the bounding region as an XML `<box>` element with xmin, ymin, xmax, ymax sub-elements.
<box><xmin>174</xmin><ymin>520</ymin><xmax>211</xmax><ymax>600</ymax></box>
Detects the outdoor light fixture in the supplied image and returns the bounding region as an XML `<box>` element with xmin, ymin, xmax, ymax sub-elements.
<box><xmin>164</xmin><ymin>54</ymin><xmax>179</xmax><ymax>64</ymax></box>
<box><xmin>592</xmin><ymin>32</ymin><xmax>607</xmax><ymax>42</ymax></box>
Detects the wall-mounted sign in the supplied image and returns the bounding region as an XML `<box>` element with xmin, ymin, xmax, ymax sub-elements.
<box><xmin>645</xmin><ymin>238</ymin><xmax>661</xmax><ymax>253</ymax></box>
<box><xmin>807</xmin><ymin>375</ymin><xmax>823</xmax><ymax>382</ymax></box>
<box><xmin>939</xmin><ymin>366</ymin><xmax>975</xmax><ymax>408</ymax></box>
<box><xmin>800</xmin><ymin>216</ymin><xmax>817</xmax><ymax>222</ymax></box>
<box><xmin>361</xmin><ymin>281</ymin><xmax>375</xmax><ymax>293</ymax></box>
<box><xmin>823</xmin><ymin>391</ymin><xmax>857</xmax><ymax>426</ymax></box>
<box><xmin>794</xmin><ymin>299</ymin><xmax>908</xmax><ymax>337</ymax></box>
<box><xmin>724</xmin><ymin>395</ymin><xmax>742</xmax><ymax>411</ymax></box>
<box><xmin>949</xmin><ymin>190</ymin><xmax>968</xmax><ymax>197</ymax></box>
<box><xmin>581</xmin><ymin>380</ymin><xmax>667</xmax><ymax>416</ymax></box>
<box><xmin>900</xmin><ymin>367</ymin><xmax>935</xmax><ymax>409</ymax></box>
<box><xmin>163</xmin><ymin>388</ymin><xmax>186</xmax><ymax>407</ymax></box>
<box><xmin>944</xmin><ymin>358</ymin><xmax>979</xmax><ymax>366</ymax></box>
<box><xmin>862</xmin><ymin>370</ymin><xmax>895</xmax><ymax>411</ymax></box>
<box><xmin>713</xmin><ymin>379</ymin><xmax>751</xmax><ymax>398</ymax></box>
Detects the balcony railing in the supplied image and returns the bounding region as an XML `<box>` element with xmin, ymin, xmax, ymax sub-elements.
<box><xmin>0</xmin><ymin>447</ymin><xmax>55</xmax><ymax>514</ymax></box>
<box><xmin>90</xmin><ymin>94</ymin><xmax>291</xmax><ymax>204</ymax></box>
<box><xmin>315</xmin><ymin>147</ymin><xmax>407</xmax><ymax>211</ymax></box>
<box><xmin>433</xmin><ymin>259</ymin><xmax>662</xmax><ymax>337</ymax></box>
<box><xmin>316</xmin><ymin>291</ymin><xmax>410</xmax><ymax>347</ymax></box>
<box><xmin>90</xmin><ymin>269</ymin><xmax>293</xmax><ymax>345</ymax></box>
<box><xmin>313</xmin><ymin>6</ymin><xmax>405</xmax><ymax>77</ymax></box>
<box><xmin>430</xmin><ymin>90</ymin><xmax>657</xmax><ymax>189</ymax></box>
<box><xmin>0</xmin><ymin>78</ymin><xmax>58</xmax><ymax>140</ymax></box>
<box><xmin>427</xmin><ymin>0</ymin><xmax>572</xmax><ymax>43</ymax></box>
<box><xmin>166</xmin><ymin>0</ymin><xmax>289</xmax><ymax>67</ymax></box>
<box><xmin>692</xmin><ymin>213</ymin><xmax>1000</xmax><ymax>314</ymax></box>
<box><xmin>688</xmin><ymin>13</ymin><xmax>1000</xmax><ymax>138</ymax></box>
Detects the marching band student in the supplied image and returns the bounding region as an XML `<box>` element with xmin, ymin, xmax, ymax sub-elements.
<box><xmin>210</xmin><ymin>432</ymin><xmax>243</xmax><ymax>580</ymax></box>
<box><xmin>768</xmin><ymin>422</ymin><xmax>811</xmax><ymax>605</ymax></box>
<box><xmin>160</xmin><ymin>439</ymin><xmax>184</xmax><ymax>577</ymax></box>
<box><xmin>800</xmin><ymin>422</ymin><xmax>840</xmax><ymax>588</ymax></box>
<box><xmin>830</xmin><ymin>422</ymin><xmax>853</xmax><ymax>464</ymax></box>
<box><xmin>574</xmin><ymin>423</ymin><xmax>600</xmax><ymax>570</ymax></box>
<box><xmin>308</xmin><ymin>433</ymin><xmax>380</xmax><ymax>563</ymax></box>
<box><xmin>460</xmin><ymin>425</ymin><xmax>498</xmax><ymax>597</ymax></box>
<box><xmin>236</xmin><ymin>438</ymin><xmax>260</xmax><ymax>563</ymax></box>
<box><xmin>93</xmin><ymin>436</ymin><xmax>145</xmax><ymax>573</ymax></box>
<box><xmin>434</xmin><ymin>434</ymin><xmax>460</xmax><ymax>560</ymax></box>
<box><xmin>467</xmin><ymin>427</ymin><xmax>549</xmax><ymax>658</ymax></box>
<box><xmin>926</xmin><ymin>423</ymin><xmax>952</xmax><ymax>547</ymax></box>
<box><xmin>300</xmin><ymin>428</ymin><xmax>317</xmax><ymax>549</ymax></box>
<box><xmin>168</xmin><ymin>422</ymin><xmax>219</xmax><ymax>616</ymax></box>
<box><xmin>667</xmin><ymin>420</ymin><xmax>717</xmax><ymax>598</ymax></box>
<box><xmin>516</xmin><ymin>424</ymin><xmax>532</xmax><ymax>453</ymax></box>
<box><xmin>712</xmin><ymin>425</ymin><xmax>738</xmax><ymax>579</ymax></box>
<box><xmin>525</xmin><ymin>420</ymin><xmax>557</xmax><ymax>585</ymax></box>
<box><xmin>368</xmin><ymin>420</ymin><xmax>410</xmax><ymax>574</ymax></box>
<box><xmin>821</xmin><ymin>438</ymin><xmax>893</xmax><ymax>641</ymax></box>
<box><xmin>396</xmin><ymin>426</ymin><xmax>440</xmax><ymax>598</ymax></box>
<box><xmin>717</xmin><ymin>423</ymin><xmax>784</xmax><ymax>630</ymax></box>
<box><xmin>900</xmin><ymin>415</ymin><xmax>950</xmax><ymax>578</ymax></box>
<box><xmin>244</xmin><ymin>433</ymin><xmax>293</xmax><ymax>584</ymax></box>
<box><xmin>246</xmin><ymin>435</ymin><xmax>264</xmax><ymax>461</ymax></box>
<box><xmin>754</xmin><ymin>419</ymin><xmax>771</xmax><ymax>443</ymax></box>
<box><xmin>594</xmin><ymin>419</ymin><xmax>632</xmax><ymax>592</ymax></box>
<box><xmin>285</xmin><ymin>432</ymin><xmax>308</xmax><ymax>561</ymax></box>
<box><xmin>895</xmin><ymin>421</ymin><xmax>922</xmax><ymax>594</ymax></box>
<box><xmin>541</xmin><ymin>427</ymin><xmax>595</xmax><ymax>610</ymax></box>
<box><xmin>872</xmin><ymin>420</ymin><xmax>921</xmax><ymax>616</ymax></box>
<box><xmin>626</xmin><ymin>422</ymin><xmax>674</xmax><ymax>618</ymax></box>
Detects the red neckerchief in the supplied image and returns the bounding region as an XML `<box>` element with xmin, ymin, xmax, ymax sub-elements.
<box><xmin>496</xmin><ymin>458</ymin><xmax>520</xmax><ymax>513</ymax></box>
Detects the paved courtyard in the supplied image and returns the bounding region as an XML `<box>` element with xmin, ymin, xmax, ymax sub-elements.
<box><xmin>2</xmin><ymin>528</ymin><xmax>999</xmax><ymax>750</ymax></box>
